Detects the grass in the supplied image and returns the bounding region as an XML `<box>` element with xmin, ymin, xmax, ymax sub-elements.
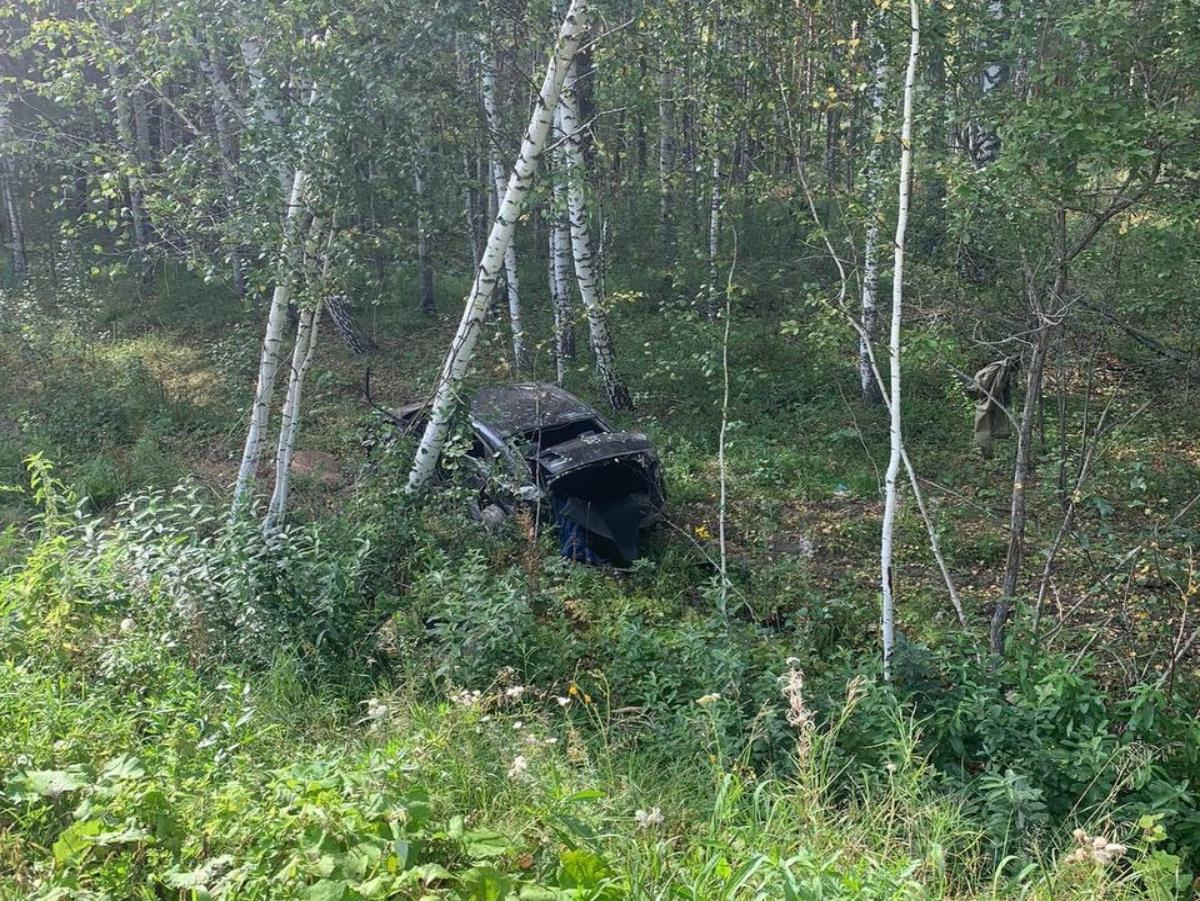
<box><xmin>0</xmin><ymin>215</ymin><xmax>1198</xmax><ymax>896</ymax></box>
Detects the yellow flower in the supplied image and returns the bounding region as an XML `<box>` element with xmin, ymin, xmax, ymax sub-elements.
<box><xmin>694</xmin><ymin>524</ymin><xmax>713</xmax><ymax>541</ymax></box>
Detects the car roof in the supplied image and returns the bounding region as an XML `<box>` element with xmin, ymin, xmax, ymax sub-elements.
<box><xmin>470</xmin><ymin>383</ymin><xmax>602</xmax><ymax>438</ymax></box>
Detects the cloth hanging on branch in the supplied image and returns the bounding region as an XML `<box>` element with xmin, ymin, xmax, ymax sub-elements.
<box><xmin>964</xmin><ymin>355</ymin><xmax>1021</xmax><ymax>458</ymax></box>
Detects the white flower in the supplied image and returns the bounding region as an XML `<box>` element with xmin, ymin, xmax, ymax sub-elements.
<box><xmin>634</xmin><ymin>807</ymin><xmax>664</xmax><ymax>829</ymax></box>
<box><xmin>1064</xmin><ymin>829</ymin><xmax>1127</xmax><ymax>866</ymax></box>
<box><xmin>512</xmin><ymin>720</ymin><xmax>524</xmax><ymax>730</ymax></box>
<box><xmin>885</xmin><ymin>762</ymin><xmax>898</xmax><ymax>774</ymax></box>
<box><xmin>451</xmin><ymin>689</ymin><xmax>482</xmax><ymax>707</ymax></box>
<box><xmin>507</xmin><ymin>755</ymin><xmax>530</xmax><ymax>781</ymax></box>
<box><xmin>696</xmin><ymin>693</ymin><xmax>721</xmax><ymax>707</ymax></box>
<box><xmin>556</xmin><ymin>696</ymin><xmax>572</xmax><ymax>707</ymax></box>
<box><xmin>504</xmin><ymin>686</ymin><xmax>527</xmax><ymax>700</ymax></box>
<box><xmin>363</xmin><ymin>698</ymin><xmax>388</xmax><ymax>721</ymax></box>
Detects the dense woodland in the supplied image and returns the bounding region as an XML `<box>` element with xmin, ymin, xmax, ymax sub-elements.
<box><xmin>2</xmin><ymin>0</ymin><xmax>1200</xmax><ymax>896</ymax></box>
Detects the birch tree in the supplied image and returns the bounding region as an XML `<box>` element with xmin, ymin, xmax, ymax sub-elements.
<box><xmin>858</xmin><ymin>26</ymin><xmax>888</xmax><ymax>407</ymax></box>
<box><xmin>558</xmin><ymin>61</ymin><xmax>633</xmax><ymax>411</ymax></box>
<box><xmin>880</xmin><ymin>0</ymin><xmax>919</xmax><ymax>681</ymax></box>
<box><xmin>406</xmin><ymin>0</ymin><xmax>591</xmax><ymax>493</ymax></box>
<box><xmin>232</xmin><ymin>86</ymin><xmax>318</xmax><ymax>512</ymax></box>
<box><xmin>548</xmin><ymin>160</ymin><xmax>575</xmax><ymax>384</ymax></box>
<box><xmin>480</xmin><ymin>45</ymin><xmax>527</xmax><ymax>373</ymax></box>
<box><xmin>264</xmin><ymin>222</ymin><xmax>332</xmax><ymax>534</ymax></box>
<box><xmin>0</xmin><ymin>101</ymin><xmax>27</xmax><ymax>281</ymax></box>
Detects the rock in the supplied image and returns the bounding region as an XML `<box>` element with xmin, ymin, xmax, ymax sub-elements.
<box><xmin>289</xmin><ymin>450</ymin><xmax>342</xmax><ymax>488</ymax></box>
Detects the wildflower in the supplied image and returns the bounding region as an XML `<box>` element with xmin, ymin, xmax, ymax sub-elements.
<box><xmin>507</xmin><ymin>755</ymin><xmax>530</xmax><ymax>781</ymax></box>
<box><xmin>513</xmin><ymin>720</ymin><xmax>524</xmax><ymax>730</ymax></box>
<box><xmin>1063</xmin><ymin>829</ymin><xmax>1127</xmax><ymax>866</ymax></box>
<box><xmin>696</xmin><ymin>692</ymin><xmax>721</xmax><ymax>707</ymax></box>
<box><xmin>781</xmin><ymin>663</ymin><xmax>815</xmax><ymax>760</ymax></box>
<box><xmin>885</xmin><ymin>762</ymin><xmax>898</xmax><ymax>774</ymax></box>
<box><xmin>694</xmin><ymin>524</ymin><xmax>712</xmax><ymax>541</ymax></box>
<box><xmin>504</xmin><ymin>685</ymin><xmax>527</xmax><ymax>701</ymax></box>
<box><xmin>555</xmin><ymin>696</ymin><xmax>572</xmax><ymax>707</ymax></box>
<box><xmin>634</xmin><ymin>807</ymin><xmax>664</xmax><ymax>830</ymax></box>
<box><xmin>451</xmin><ymin>689</ymin><xmax>482</xmax><ymax>707</ymax></box>
<box><xmin>364</xmin><ymin>698</ymin><xmax>388</xmax><ymax>720</ymax></box>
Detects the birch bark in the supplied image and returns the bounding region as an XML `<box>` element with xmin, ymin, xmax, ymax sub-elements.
<box><xmin>414</xmin><ymin>150</ymin><xmax>436</xmax><ymax>315</ymax></box>
<box><xmin>657</xmin><ymin>67</ymin><xmax>676</xmax><ymax>268</ymax></box>
<box><xmin>0</xmin><ymin>101</ymin><xmax>26</xmax><ymax>280</ymax></box>
<box><xmin>108</xmin><ymin>66</ymin><xmax>152</xmax><ymax>252</ymax></box>
<box><xmin>880</xmin><ymin>0</ymin><xmax>919</xmax><ymax>681</ymax></box>
<box><xmin>264</xmin><ymin>299</ymin><xmax>321</xmax><ymax>534</ymax></box>
<box><xmin>549</xmin><ymin>161</ymin><xmax>575</xmax><ymax>384</ymax></box>
<box><xmin>558</xmin><ymin>63</ymin><xmax>632</xmax><ymax>411</ymax></box>
<box><xmin>859</xmin><ymin>31</ymin><xmax>888</xmax><ymax>406</ymax></box>
<box><xmin>198</xmin><ymin>40</ymin><xmax>246</xmax><ymax>294</ymax></box>
<box><xmin>480</xmin><ymin>46</ymin><xmax>527</xmax><ymax>372</ymax></box>
<box><xmin>231</xmin><ymin>85</ymin><xmax>318</xmax><ymax>512</ymax></box>
<box><xmin>406</xmin><ymin>0</ymin><xmax>591</xmax><ymax>493</ymax></box>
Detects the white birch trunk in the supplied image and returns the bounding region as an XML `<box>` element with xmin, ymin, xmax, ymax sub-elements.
<box><xmin>969</xmin><ymin>0</ymin><xmax>1005</xmax><ymax>167</ymax></box>
<box><xmin>414</xmin><ymin>153</ymin><xmax>435</xmax><ymax>314</ymax></box>
<box><xmin>0</xmin><ymin>101</ymin><xmax>27</xmax><ymax>280</ymax></box>
<box><xmin>232</xmin><ymin>162</ymin><xmax>310</xmax><ymax>512</ymax></box>
<box><xmin>558</xmin><ymin>63</ymin><xmax>632</xmax><ymax>412</ymax></box>
<box><xmin>264</xmin><ymin>299</ymin><xmax>321</xmax><ymax>534</ymax></box>
<box><xmin>198</xmin><ymin>43</ymin><xmax>246</xmax><ymax>295</ymax></box>
<box><xmin>239</xmin><ymin>33</ymin><xmax>292</xmax><ymax>200</ymax></box>
<box><xmin>880</xmin><ymin>0</ymin><xmax>919</xmax><ymax>681</ymax></box>
<box><xmin>859</xmin><ymin>37</ymin><xmax>888</xmax><ymax>406</ymax></box>
<box><xmin>657</xmin><ymin>67</ymin><xmax>676</xmax><ymax>268</ymax></box>
<box><xmin>549</xmin><ymin>165</ymin><xmax>575</xmax><ymax>384</ymax></box>
<box><xmin>406</xmin><ymin>0</ymin><xmax>591</xmax><ymax>493</ymax></box>
<box><xmin>480</xmin><ymin>46</ymin><xmax>527</xmax><ymax>372</ymax></box>
<box><xmin>706</xmin><ymin>152</ymin><xmax>721</xmax><ymax>318</ymax></box>
<box><xmin>108</xmin><ymin>67</ymin><xmax>152</xmax><ymax>252</ymax></box>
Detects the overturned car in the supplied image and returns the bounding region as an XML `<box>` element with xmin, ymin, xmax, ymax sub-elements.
<box><xmin>386</xmin><ymin>383</ymin><xmax>665</xmax><ymax>566</ymax></box>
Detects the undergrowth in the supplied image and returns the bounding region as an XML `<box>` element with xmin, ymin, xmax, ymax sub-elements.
<box><xmin>0</xmin><ymin>455</ymin><xmax>1195</xmax><ymax>898</ymax></box>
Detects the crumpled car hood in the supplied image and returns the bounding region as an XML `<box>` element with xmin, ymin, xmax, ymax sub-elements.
<box><xmin>534</xmin><ymin>431</ymin><xmax>658</xmax><ymax>481</ymax></box>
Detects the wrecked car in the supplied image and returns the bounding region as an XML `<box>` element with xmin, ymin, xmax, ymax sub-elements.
<box><xmin>383</xmin><ymin>383</ymin><xmax>665</xmax><ymax>566</ymax></box>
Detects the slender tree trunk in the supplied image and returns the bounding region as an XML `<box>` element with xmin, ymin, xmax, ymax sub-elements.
<box><xmin>240</xmin><ymin>32</ymin><xmax>291</xmax><ymax>200</ymax></box>
<box><xmin>549</xmin><ymin>163</ymin><xmax>576</xmax><ymax>384</ymax></box>
<box><xmin>414</xmin><ymin>152</ymin><xmax>436</xmax><ymax>314</ymax></box>
<box><xmin>232</xmin><ymin>119</ymin><xmax>313</xmax><ymax>513</ymax></box>
<box><xmin>0</xmin><ymin>102</ymin><xmax>27</xmax><ymax>280</ymax></box>
<box><xmin>559</xmin><ymin>63</ymin><xmax>632</xmax><ymax>411</ymax></box>
<box><xmin>265</xmin><ymin>217</ymin><xmax>330</xmax><ymax>532</ymax></box>
<box><xmin>990</xmin><ymin>319</ymin><xmax>1050</xmax><ymax>654</ymax></box>
<box><xmin>198</xmin><ymin>39</ymin><xmax>246</xmax><ymax>294</ymax></box>
<box><xmin>706</xmin><ymin>152</ymin><xmax>722</xmax><ymax>319</ymax></box>
<box><xmin>880</xmin><ymin>0</ymin><xmax>920</xmax><ymax>682</ymax></box>
<box><xmin>969</xmin><ymin>0</ymin><xmax>1006</xmax><ymax>167</ymax></box>
<box><xmin>480</xmin><ymin>45</ymin><xmax>527</xmax><ymax>372</ymax></box>
<box><xmin>859</xmin><ymin>35</ymin><xmax>888</xmax><ymax>406</ymax></box>
<box><xmin>108</xmin><ymin>68</ymin><xmax>152</xmax><ymax>254</ymax></box>
<box><xmin>658</xmin><ymin>67</ymin><xmax>676</xmax><ymax>269</ymax></box>
<box><xmin>324</xmin><ymin>293</ymin><xmax>375</xmax><ymax>355</ymax></box>
<box><xmin>462</xmin><ymin>147</ymin><xmax>482</xmax><ymax>267</ymax></box>
<box><xmin>264</xmin><ymin>299</ymin><xmax>322</xmax><ymax>534</ymax></box>
<box><xmin>406</xmin><ymin>0</ymin><xmax>591</xmax><ymax>493</ymax></box>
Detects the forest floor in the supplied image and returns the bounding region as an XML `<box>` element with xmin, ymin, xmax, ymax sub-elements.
<box><xmin>1</xmin><ymin>255</ymin><xmax>1198</xmax><ymax>897</ymax></box>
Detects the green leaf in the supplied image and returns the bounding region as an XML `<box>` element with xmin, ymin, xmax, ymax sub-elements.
<box><xmin>6</xmin><ymin>768</ymin><xmax>89</xmax><ymax>802</ymax></box>
<box><xmin>463</xmin><ymin>828</ymin><xmax>512</xmax><ymax>859</ymax></box>
<box><xmin>52</xmin><ymin>819</ymin><xmax>103</xmax><ymax>864</ymax></box>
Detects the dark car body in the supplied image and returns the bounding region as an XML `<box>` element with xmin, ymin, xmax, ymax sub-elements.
<box><xmin>390</xmin><ymin>384</ymin><xmax>665</xmax><ymax>565</ymax></box>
